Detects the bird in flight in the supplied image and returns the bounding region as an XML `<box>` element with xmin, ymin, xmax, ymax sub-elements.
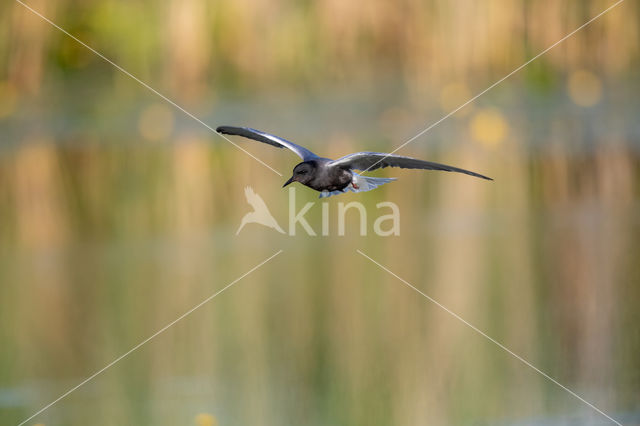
<box><xmin>236</xmin><ymin>186</ymin><xmax>285</xmax><ymax>234</ymax></box>
<box><xmin>217</xmin><ymin>126</ymin><xmax>492</xmax><ymax>198</ymax></box>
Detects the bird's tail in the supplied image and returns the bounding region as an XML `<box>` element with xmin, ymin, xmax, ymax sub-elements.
<box><xmin>351</xmin><ymin>173</ymin><xmax>396</xmax><ymax>193</ymax></box>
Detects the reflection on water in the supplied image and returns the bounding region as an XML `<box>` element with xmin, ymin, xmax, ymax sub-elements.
<box><xmin>0</xmin><ymin>83</ymin><xmax>639</xmax><ymax>425</ymax></box>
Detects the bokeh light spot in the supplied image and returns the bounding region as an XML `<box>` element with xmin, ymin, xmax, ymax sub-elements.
<box><xmin>469</xmin><ymin>108</ymin><xmax>508</xmax><ymax>148</ymax></box>
<box><xmin>439</xmin><ymin>83</ymin><xmax>472</xmax><ymax>116</ymax></box>
<box><xmin>195</xmin><ymin>413</ymin><xmax>217</xmax><ymax>426</ymax></box>
<box><xmin>138</xmin><ymin>103</ymin><xmax>174</xmax><ymax>141</ymax></box>
<box><xmin>567</xmin><ymin>70</ymin><xmax>602</xmax><ymax>107</ymax></box>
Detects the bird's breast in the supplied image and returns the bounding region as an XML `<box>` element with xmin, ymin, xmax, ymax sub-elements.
<box><xmin>306</xmin><ymin>167</ymin><xmax>352</xmax><ymax>192</ymax></box>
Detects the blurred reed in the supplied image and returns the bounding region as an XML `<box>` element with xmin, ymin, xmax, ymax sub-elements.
<box><xmin>0</xmin><ymin>0</ymin><xmax>638</xmax><ymax>99</ymax></box>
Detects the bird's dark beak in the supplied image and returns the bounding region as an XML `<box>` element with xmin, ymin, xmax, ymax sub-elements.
<box><xmin>283</xmin><ymin>176</ymin><xmax>295</xmax><ymax>187</ymax></box>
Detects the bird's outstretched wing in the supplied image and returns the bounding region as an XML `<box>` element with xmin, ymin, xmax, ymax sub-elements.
<box><xmin>329</xmin><ymin>152</ymin><xmax>492</xmax><ymax>180</ymax></box>
<box><xmin>217</xmin><ymin>126</ymin><xmax>318</xmax><ymax>161</ymax></box>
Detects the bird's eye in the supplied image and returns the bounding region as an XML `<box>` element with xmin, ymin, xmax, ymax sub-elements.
<box><xmin>297</xmin><ymin>170</ymin><xmax>307</xmax><ymax>175</ymax></box>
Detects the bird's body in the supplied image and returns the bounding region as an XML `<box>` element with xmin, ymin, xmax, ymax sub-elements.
<box><xmin>217</xmin><ymin>126</ymin><xmax>492</xmax><ymax>197</ymax></box>
<box><xmin>294</xmin><ymin>159</ymin><xmax>353</xmax><ymax>192</ymax></box>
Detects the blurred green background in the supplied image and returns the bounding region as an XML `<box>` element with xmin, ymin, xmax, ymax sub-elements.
<box><xmin>1</xmin><ymin>0</ymin><xmax>639</xmax><ymax>425</ymax></box>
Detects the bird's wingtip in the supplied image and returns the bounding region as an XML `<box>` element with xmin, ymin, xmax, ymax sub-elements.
<box><xmin>474</xmin><ymin>173</ymin><xmax>493</xmax><ymax>181</ymax></box>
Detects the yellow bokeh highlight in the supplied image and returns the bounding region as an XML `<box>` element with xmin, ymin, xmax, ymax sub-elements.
<box><xmin>567</xmin><ymin>70</ymin><xmax>602</xmax><ymax>107</ymax></box>
<box><xmin>469</xmin><ymin>108</ymin><xmax>508</xmax><ymax>148</ymax></box>
<box><xmin>0</xmin><ymin>81</ymin><xmax>18</xmax><ymax>118</ymax></box>
<box><xmin>138</xmin><ymin>103</ymin><xmax>174</xmax><ymax>141</ymax></box>
<box><xmin>439</xmin><ymin>82</ymin><xmax>472</xmax><ymax>116</ymax></box>
<box><xmin>195</xmin><ymin>413</ymin><xmax>217</xmax><ymax>426</ymax></box>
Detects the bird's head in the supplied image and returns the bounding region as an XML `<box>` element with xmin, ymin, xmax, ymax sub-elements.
<box><xmin>283</xmin><ymin>162</ymin><xmax>315</xmax><ymax>187</ymax></box>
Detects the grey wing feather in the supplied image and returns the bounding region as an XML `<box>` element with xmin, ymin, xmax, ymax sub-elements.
<box><xmin>216</xmin><ymin>126</ymin><xmax>318</xmax><ymax>161</ymax></box>
<box><xmin>329</xmin><ymin>152</ymin><xmax>492</xmax><ymax>180</ymax></box>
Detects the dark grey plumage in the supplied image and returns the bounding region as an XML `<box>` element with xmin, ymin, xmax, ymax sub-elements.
<box><xmin>216</xmin><ymin>126</ymin><xmax>492</xmax><ymax>197</ymax></box>
<box><xmin>329</xmin><ymin>152</ymin><xmax>491</xmax><ymax>180</ymax></box>
<box><xmin>217</xmin><ymin>126</ymin><xmax>318</xmax><ymax>161</ymax></box>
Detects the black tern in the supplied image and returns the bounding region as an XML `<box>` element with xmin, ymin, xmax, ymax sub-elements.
<box><xmin>217</xmin><ymin>126</ymin><xmax>492</xmax><ymax>198</ymax></box>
